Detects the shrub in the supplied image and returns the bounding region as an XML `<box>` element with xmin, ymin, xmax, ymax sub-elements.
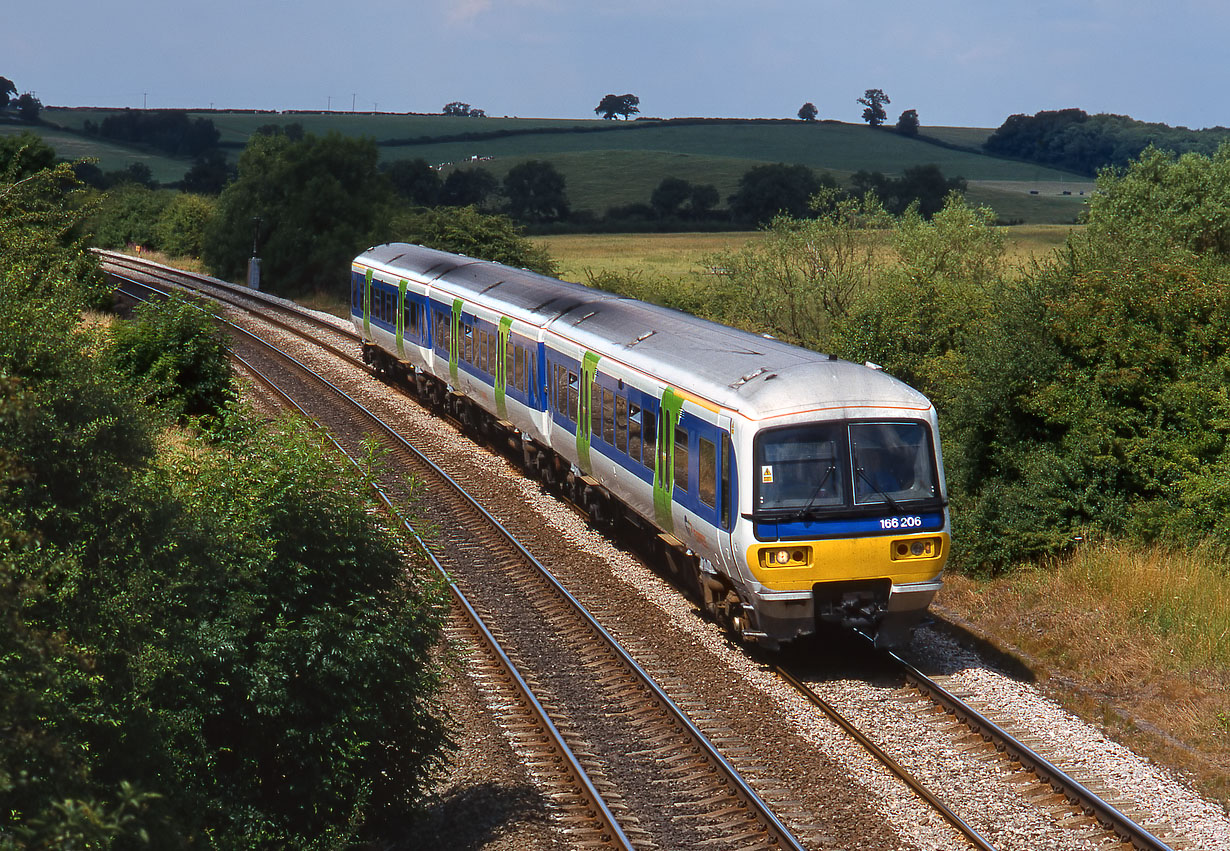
<box><xmin>107</xmin><ymin>293</ymin><xmax>233</xmax><ymax>422</ymax></box>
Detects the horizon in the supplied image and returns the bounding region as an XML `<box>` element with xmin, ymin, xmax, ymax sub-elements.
<box><xmin>9</xmin><ymin>2</ymin><xmax>1229</xmax><ymax>132</ymax></box>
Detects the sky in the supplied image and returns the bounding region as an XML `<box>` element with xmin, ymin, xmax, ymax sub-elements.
<box><xmin>9</xmin><ymin>1</ymin><xmax>1229</xmax><ymax>129</ymax></box>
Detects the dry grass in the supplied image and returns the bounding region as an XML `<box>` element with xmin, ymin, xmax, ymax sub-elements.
<box><xmin>538</xmin><ymin>225</ymin><xmax>1080</xmax><ymax>285</ymax></box>
<box><xmin>936</xmin><ymin>545</ymin><xmax>1230</xmax><ymax>807</ymax></box>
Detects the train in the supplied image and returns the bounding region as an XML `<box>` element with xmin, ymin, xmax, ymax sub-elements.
<box><xmin>351</xmin><ymin>243</ymin><xmax>950</xmax><ymax>649</ymax></box>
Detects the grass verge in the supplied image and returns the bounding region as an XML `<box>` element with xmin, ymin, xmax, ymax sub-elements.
<box><xmin>936</xmin><ymin>545</ymin><xmax>1230</xmax><ymax>808</ymax></box>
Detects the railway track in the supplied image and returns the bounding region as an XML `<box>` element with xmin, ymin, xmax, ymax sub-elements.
<box><xmin>105</xmin><ymin>256</ymin><xmax>807</xmax><ymax>850</ymax></box>
<box><xmin>100</xmin><ymin>250</ymin><xmax>1198</xmax><ymax>850</ymax></box>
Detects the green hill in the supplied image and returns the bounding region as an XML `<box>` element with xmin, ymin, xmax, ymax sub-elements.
<box><xmin>35</xmin><ymin>109</ymin><xmax>1093</xmax><ymax>223</ymax></box>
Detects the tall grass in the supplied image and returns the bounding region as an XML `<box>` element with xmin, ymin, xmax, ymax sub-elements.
<box><xmin>1060</xmin><ymin>545</ymin><xmax>1230</xmax><ymax>668</ymax></box>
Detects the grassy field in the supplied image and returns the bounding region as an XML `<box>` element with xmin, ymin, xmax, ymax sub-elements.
<box><xmin>1</xmin><ymin>121</ymin><xmax>190</xmax><ymax>183</ymax></box>
<box><xmin>538</xmin><ymin>224</ymin><xmax>1078</xmax><ymax>284</ymax></box>
<box><xmin>36</xmin><ymin>109</ymin><xmax>1091</xmax><ymax>224</ymax></box>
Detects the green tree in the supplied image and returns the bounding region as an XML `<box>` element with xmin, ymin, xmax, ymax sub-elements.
<box><xmin>0</xmin><ymin>75</ymin><xmax>15</xmax><ymax>108</ymax></box>
<box><xmin>708</xmin><ymin>191</ymin><xmax>889</xmax><ymax>345</ymax></box>
<box><xmin>503</xmin><ymin>160</ymin><xmax>569</xmax><ymax>223</ymax></box>
<box><xmin>383</xmin><ymin>157</ymin><xmax>442</xmax><ymax>205</ymax></box>
<box><xmin>0</xmin><ymin>132</ymin><xmax>56</xmax><ymax>179</ymax></box>
<box><xmin>896</xmin><ymin>108</ymin><xmax>919</xmax><ymax>136</ymax></box>
<box><xmin>393</xmin><ymin>205</ymin><xmax>557</xmax><ymax>276</ymax></box>
<box><xmin>154</xmin><ymin>193</ymin><xmax>216</xmax><ymax>258</ymax></box>
<box><xmin>440</xmin><ymin>166</ymin><xmax>498</xmax><ymax>207</ymax></box>
<box><xmin>594</xmin><ymin>93</ymin><xmax>640</xmax><ymax>120</ymax></box>
<box><xmin>798</xmin><ymin>102</ymin><xmax>818</xmax><ymax>122</ymax></box>
<box><xmin>728</xmin><ymin>163</ymin><xmax>837</xmax><ymax>225</ymax></box>
<box><xmin>86</xmin><ymin>183</ymin><xmax>174</xmax><ymax>249</ymax></box>
<box><xmin>203</xmin><ymin>131</ymin><xmax>392</xmax><ymax>295</ymax></box>
<box><xmin>181</xmin><ymin>149</ymin><xmax>234</xmax><ymax>194</ymax></box>
<box><xmin>1078</xmin><ymin>142</ymin><xmax>1230</xmax><ymax>262</ymax></box>
<box><xmin>651</xmin><ymin>176</ymin><xmax>693</xmax><ymax>218</ymax></box>
<box><xmin>857</xmin><ymin>88</ymin><xmax>890</xmax><ymax>126</ymax></box>
<box><xmin>443</xmin><ymin>101</ymin><xmax>471</xmax><ymax>115</ymax></box>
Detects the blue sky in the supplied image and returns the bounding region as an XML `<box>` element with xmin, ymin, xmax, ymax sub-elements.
<box><xmin>11</xmin><ymin>1</ymin><xmax>1229</xmax><ymax>129</ymax></box>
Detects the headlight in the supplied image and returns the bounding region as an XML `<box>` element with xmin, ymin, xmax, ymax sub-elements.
<box><xmin>891</xmin><ymin>537</ymin><xmax>942</xmax><ymax>560</ymax></box>
<box><xmin>759</xmin><ymin>546</ymin><xmax>812</xmax><ymax>568</ymax></box>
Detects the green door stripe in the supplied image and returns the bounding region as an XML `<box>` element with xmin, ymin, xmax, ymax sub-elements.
<box><xmin>577</xmin><ymin>351</ymin><xmax>600</xmax><ymax>473</ymax></box>
<box><xmin>449</xmin><ymin>298</ymin><xmax>462</xmax><ymax>384</ymax></box>
<box><xmin>496</xmin><ymin>316</ymin><xmax>511</xmax><ymax>418</ymax></box>
<box><xmin>654</xmin><ymin>388</ymin><xmax>684</xmax><ymax>531</ymax></box>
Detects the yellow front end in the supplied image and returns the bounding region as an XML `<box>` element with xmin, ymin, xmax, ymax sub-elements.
<box><xmin>746</xmin><ymin>532</ymin><xmax>949</xmax><ymax>592</ymax></box>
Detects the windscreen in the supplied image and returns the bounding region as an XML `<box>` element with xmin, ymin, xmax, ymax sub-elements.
<box><xmin>755</xmin><ymin>420</ymin><xmax>938</xmax><ymax>514</ymax></box>
<box><xmin>850</xmin><ymin>422</ymin><xmax>937</xmax><ymax>505</ymax></box>
<box><xmin>756</xmin><ymin>424</ymin><xmax>845</xmax><ymax>512</ymax></box>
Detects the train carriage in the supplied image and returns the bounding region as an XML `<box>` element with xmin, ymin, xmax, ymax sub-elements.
<box><xmin>352</xmin><ymin>243</ymin><xmax>949</xmax><ymax>649</ymax></box>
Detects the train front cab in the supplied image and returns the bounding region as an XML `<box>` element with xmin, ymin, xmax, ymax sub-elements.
<box><xmin>736</xmin><ymin>416</ymin><xmax>949</xmax><ymax>649</ymax></box>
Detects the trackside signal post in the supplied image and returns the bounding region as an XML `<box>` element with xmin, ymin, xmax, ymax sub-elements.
<box><xmin>247</xmin><ymin>216</ymin><xmax>261</xmax><ymax>289</ymax></box>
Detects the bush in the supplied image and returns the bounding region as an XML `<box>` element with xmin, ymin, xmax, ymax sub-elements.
<box><xmin>154</xmin><ymin>193</ymin><xmax>216</xmax><ymax>258</ymax></box>
<box><xmin>108</xmin><ymin>293</ymin><xmax>233</xmax><ymax>422</ymax></box>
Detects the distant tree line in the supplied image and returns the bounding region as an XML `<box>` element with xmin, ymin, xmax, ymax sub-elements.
<box><xmin>83</xmin><ymin>109</ymin><xmax>221</xmax><ymax>158</ymax></box>
<box><xmin>984</xmin><ymin>108</ymin><xmax>1230</xmax><ymax>176</ymax></box>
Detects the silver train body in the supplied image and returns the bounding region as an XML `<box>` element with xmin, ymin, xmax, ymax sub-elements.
<box><xmin>352</xmin><ymin>243</ymin><xmax>950</xmax><ymax>648</ymax></box>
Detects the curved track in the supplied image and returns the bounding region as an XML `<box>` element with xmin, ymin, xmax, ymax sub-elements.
<box><xmin>100</xmin><ymin>250</ymin><xmax>1182</xmax><ymax>850</ymax></box>
<box><xmin>106</xmin><ymin>256</ymin><xmax>806</xmax><ymax>851</ymax></box>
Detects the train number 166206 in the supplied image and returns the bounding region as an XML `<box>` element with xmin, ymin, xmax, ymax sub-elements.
<box><xmin>880</xmin><ymin>515</ymin><xmax>923</xmax><ymax>530</ymax></box>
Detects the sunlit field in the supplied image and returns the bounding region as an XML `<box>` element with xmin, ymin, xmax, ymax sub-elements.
<box><xmin>537</xmin><ymin>225</ymin><xmax>1079</xmax><ymax>285</ymax></box>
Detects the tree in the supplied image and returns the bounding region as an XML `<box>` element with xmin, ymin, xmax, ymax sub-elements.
<box><xmin>203</xmin><ymin>131</ymin><xmax>392</xmax><ymax>295</ymax></box>
<box><xmin>651</xmin><ymin>177</ymin><xmax>693</xmax><ymax>218</ymax></box>
<box><xmin>392</xmin><ymin>205</ymin><xmax>557</xmax><ymax>275</ymax></box>
<box><xmin>154</xmin><ymin>193</ymin><xmax>217</xmax><ymax>259</ymax></box>
<box><xmin>503</xmin><ymin>159</ymin><xmax>570</xmax><ymax>222</ymax></box>
<box><xmin>689</xmin><ymin>183</ymin><xmax>721</xmax><ymax>219</ymax></box>
<box><xmin>0</xmin><ymin>76</ymin><xmax>15</xmax><ymax>108</ymax></box>
<box><xmin>0</xmin><ymin>132</ymin><xmax>57</xmax><ymax>179</ymax></box>
<box><xmin>594</xmin><ymin>93</ymin><xmax>640</xmax><ymax>120</ymax></box>
<box><xmin>181</xmin><ymin>148</ymin><xmax>234</xmax><ymax>194</ymax></box>
<box><xmin>798</xmin><ymin>102</ymin><xmax>818</xmax><ymax>122</ymax></box>
<box><xmin>16</xmin><ymin>92</ymin><xmax>41</xmax><ymax>122</ymax></box>
<box><xmin>440</xmin><ymin>166</ymin><xmax>498</xmax><ymax>208</ymax></box>
<box><xmin>383</xmin><ymin>158</ymin><xmax>442</xmax><ymax>206</ymax></box>
<box><xmin>896</xmin><ymin>108</ymin><xmax>919</xmax><ymax>137</ymax></box>
<box><xmin>852</xmin><ymin>164</ymin><xmax>965</xmax><ymax>218</ymax></box>
<box><xmin>728</xmin><ymin>163</ymin><xmax>837</xmax><ymax>225</ymax></box>
<box><xmin>857</xmin><ymin>88</ymin><xmax>890</xmax><ymax>126</ymax></box>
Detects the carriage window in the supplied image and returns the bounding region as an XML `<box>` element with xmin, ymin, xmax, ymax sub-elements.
<box><xmin>590</xmin><ymin>381</ymin><xmax>602</xmax><ymax>440</ymax></box>
<box><xmin>698</xmin><ymin>437</ymin><xmax>717</xmax><ymax>508</ymax></box>
<box><xmin>477</xmin><ymin>331</ymin><xmax>487</xmax><ymax>372</ymax></box>
<box><xmin>628</xmin><ymin>403</ymin><xmax>642</xmax><ymax>461</ymax></box>
<box><xmin>674</xmin><ymin>426</ymin><xmax>689</xmax><ymax>492</ymax></box>
<box><xmin>615</xmin><ymin>395</ymin><xmax>628</xmax><ymax>453</ymax></box>
<box><xmin>463</xmin><ymin>325</ymin><xmax>474</xmax><ymax>363</ymax></box>
<box><xmin>642</xmin><ymin>408</ymin><xmax>656</xmax><ymax>471</ymax></box>
<box><xmin>514</xmin><ymin>347</ymin><xmax>525</xmax><ymax>392</ymax></box>
<box><xmin>488</xmin><ymin>332</ymin><xmax>497</xmax><ymax>376</ymax></box>
<box><xmin>602</xmin><ymin>388</ymin><xmax>615</xmax><ymax>445</ymax></box>
<box><xmin>568</xmin><ymin>371</ymin><xmax>579</xmax><ymax>422</ymax></box>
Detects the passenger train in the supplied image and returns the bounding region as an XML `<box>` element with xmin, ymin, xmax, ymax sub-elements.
<box><xmin>352</xmin><ymin>243</ymin><xmax>949</xmax><ymax>648</ymax></box>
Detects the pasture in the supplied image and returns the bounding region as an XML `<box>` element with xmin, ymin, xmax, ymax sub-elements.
<box><xmin>37</xmin><ymin>108</ymin><xmax>1093</xmax><ymax>224</ymax></box>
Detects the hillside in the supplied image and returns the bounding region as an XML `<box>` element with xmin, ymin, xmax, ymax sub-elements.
<box><xmin>37</xmin><ymin>109</ymin><xmax>1093</xmax><ymax>223</ymax></box>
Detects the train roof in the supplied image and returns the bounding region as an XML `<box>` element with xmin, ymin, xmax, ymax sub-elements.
<box><xmin>356</xmin><ymin>243</ymin><xmax>933</xmax><ymax>420</ymax></box>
